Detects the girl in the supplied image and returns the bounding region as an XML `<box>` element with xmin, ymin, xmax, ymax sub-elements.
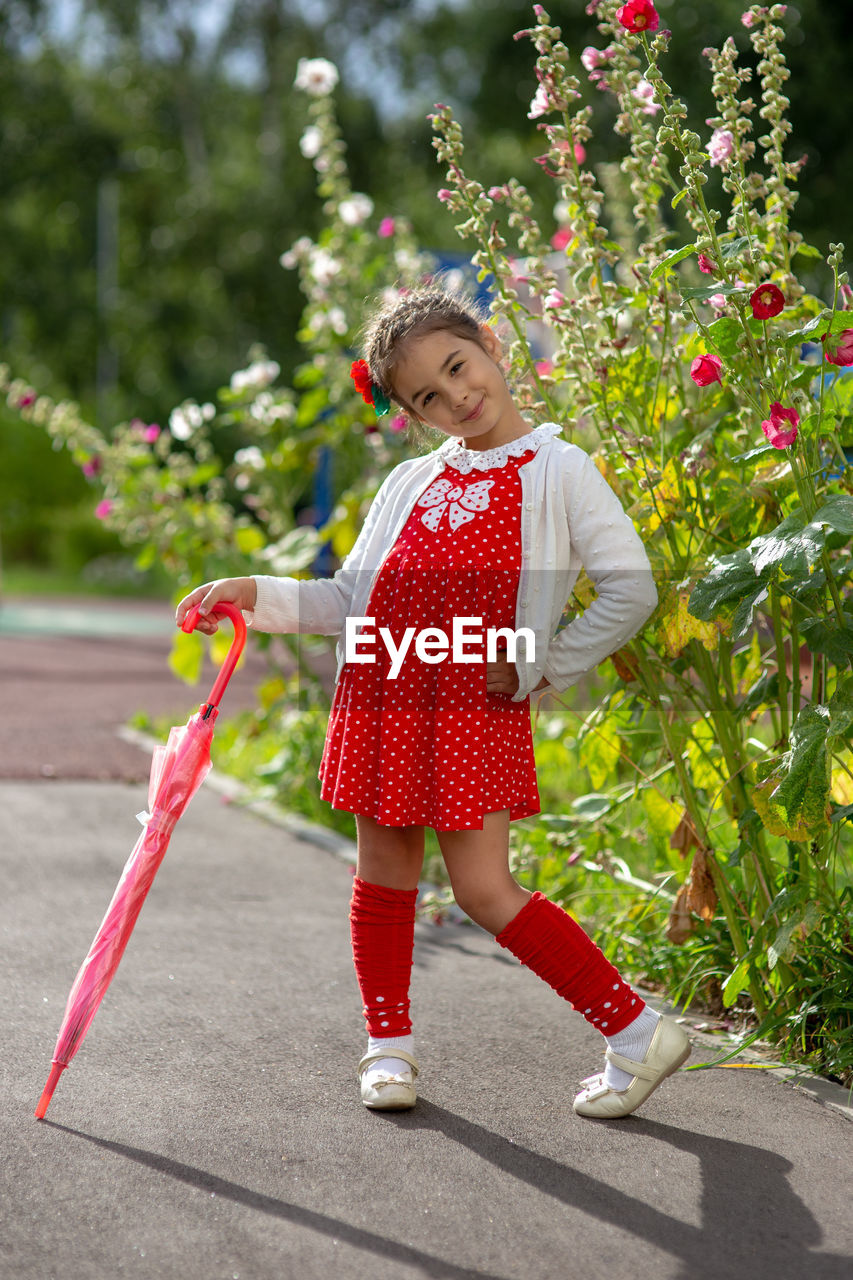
<box><xmin>176</xmin><ymin>285</ymin><xmax>690</xmax><ymax>1121</ymax></box>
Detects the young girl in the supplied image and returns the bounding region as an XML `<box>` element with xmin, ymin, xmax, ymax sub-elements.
<box><xmin>176</xmin><ymin>285</ymin><xmax>690</xmax><ymax>1121</ymax></box>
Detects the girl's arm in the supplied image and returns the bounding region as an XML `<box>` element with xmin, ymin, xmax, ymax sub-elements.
<box><xmin>542</xmin><ymin>450</ymin><xmax>657</xmax><ymax>692</ymax></box>
<box><xmin>250</xmin><ymin>470</ymin><xmax>395</xmax><ymax>636</ymax></box>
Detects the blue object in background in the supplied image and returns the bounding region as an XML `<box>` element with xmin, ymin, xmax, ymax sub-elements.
<box><xmin>312</xmin><ymin>444</ymin><xmax>336</xmax><ymax>576</ymax></box>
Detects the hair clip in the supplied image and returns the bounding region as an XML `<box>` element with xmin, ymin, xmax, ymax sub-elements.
<box><xmin>350</xmin><ymin>359</ymin><xmax>390</xmax><ymax>417</ymax></box>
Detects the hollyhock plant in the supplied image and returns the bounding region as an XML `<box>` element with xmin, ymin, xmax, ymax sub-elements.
<box><xmin>616</xmin><ymin>0</ymin><xmax>659</xmax><ymax>34</ymax></box>
<box><xmin>750</xmin><ymin>283</ymin><xmax>785</xmax><ymax>319</ymax></box>
<box><xmin>690</xmin><ymin>354</ymin><xmax>723</xmax><ymax>387</ymax></box>
<box><xmin>698</xmin><ymin>253</ymin><xmax>716</xmax><ymax>274</ymax></box>
<box><xmin>823</xmin><ymin>328</ymin><xmax>853</xmax><ymax>366</ymax></box>
<box><xmin>632</xmin><ymin>78</ymin><xmax>660</xmax><ymax>115</ymax></box>
<box><xmin>94</xmin><ymin>499</ymin><xmax>113</xmax><ymax>520</ymax></box>
<box><xmin>761</xmin><ymin>402</ymin><xmax>799</xmax><ymax>448</ymax></box>
<box><xmin>294</xmin><ymin>57</ymin><xmax>339</xmax><ymax>96</ymax></box>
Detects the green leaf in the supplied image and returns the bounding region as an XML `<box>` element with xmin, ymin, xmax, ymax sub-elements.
<box><xmin>722</xmin><ymin>957</ymin><xmax>751</xmax><ymax>1007</ymax></box>
<box><xmin>732</xmin><ymin>443</ymin><xmax>775</xmax><ymax>464</ymax></box>
<box><xmin>812</xmin><ymin>494</ymin><xmax>853</xmax><ymax>536</ymax></box>
<box><xmin>706</xmin><ymin>316</ymin><xmax>742</xmax><ymax>358</ymax></box>
<box><xmin>752</xmin><ymin>706</ymin><xmax>831</xmax><ymax>840</ymax></box>
<box><xmin>792</xmin><ymin>242</ymin><xmax>822</xmax><ymax>260</ymax></box>
<box><xmin>650</xmin><ymin>243</ymin><xmax>696</xmax><ymax>280</ymax></box>
<box><xmin>579</xmin><ymin>721</ymin><xmax>621</xmax><ymax>789</ymax></box>
<box><xmin>257</xmin><ymin>527</ymin><xmax>321</xmax><ymax>574</ymax></box>
<box><xmin>828</xmin><ymin>678</ymin><xmax>853</xmax><ymax>741</ymax></box>
<box><xmin>799</xmin><ymin>617</ymin><xmax>853</xmax><ymax>664</ymax></box>
<box><xmin>168</xmin><ymin>627</ymin><xmax>204</xmax><ymax>686</ymax></box>
<box><xmin>748</xmin><ymin>515</ymin><xmax>825</xmax><ymax>578</ymax></box>
<box><xmin>767</xmin><ymin>902</ymin><xmax>822</xmax><ymax>970</ymax></box>
<box><xmin>572</xmin><ymin>794</ymin><xmax>613</xmax><ymax>821</ymax></box>
<box><xmin>671</xmin><ymin>188</ymin><xmax>689</xmax><ymax>210</ymax></box>
<box><xmin>235</xmin><ymin>524</ymin><xmax>266</xmax><ymax>554</ymax></box>
<box><xmin>719</xmin><ymin>236</ymin><xmax>751</xmax><ymax>260</ymax></box>
<box><xmin>688</xmin><ymin>550</ymin><xmax>769</xmax><ymax>638</ymax></box>
<box><xmin>681</xmin><ymin>282</ymin><xmax>747</xmax><ymax>302</ymax></box>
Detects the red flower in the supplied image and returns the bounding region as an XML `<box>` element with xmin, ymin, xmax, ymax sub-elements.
<box><xmin>616</xmin><ymin>0</ymin><xmax>660</xmax><ymax>34</ymax></box>
<box><xmin>350</xmin><ymin>359</ymin><xmax>374</xmax><ymax>405</ymax></box>
<box><xmin>690</xmin><ymin>354</ymin><xmax>723</xmax><ymax>387</ymax></box>
<box><xmin>750</xmin><ymin>283</ymin><xmax>785</xmax><ymax>320</ymax></box>
<box><xmin>761</xmin><ymin>402</ymin><xmax>799</xmax><ymax>449</ymax></box>
<box><xmin>697</xmin><ymin>253</ymin><xmax>716</xmax><ymax>275</ymax></box>
<box><xmin>822</xmin><ymin>328</ymin><xmax>853</xmax><ymax>367</ymax></box>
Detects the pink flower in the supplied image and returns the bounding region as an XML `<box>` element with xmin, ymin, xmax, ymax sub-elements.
<box><xmin>143</xmin><ymin>423</ymin><xmax>161</xmax><ymax>442</ymax></box>
<box><xmin>488</xmin><ymin>186</ymin><xmax>507</xmax><ymax>201</ymax></box>
<box><xmin>544</xmin><ymin>289</ymin><xmax>566</xmax><ymax>310</ymax></box>
<box><xmin>690</xmin><ymin>354</ymin><xmax>723</xmax><ymax>387</ymax></box>
<box><xmin>378</xmin><ymin>217</ymin><xmax>395</xmax><ymax>238</ymax></box>
<box><xmin>16</xmin><ymin>391</ymin><xmax>36</xmax><ymax>408</ymax></box>
<box><xmin>581</xmin><ymin>46</ymin><xmax>603</xmax><ymax>71</ymax></box>
<box><xmin>616</xmin><ymin>0</ymin><xmax>660</xmax><ymax>34</ymax></box>
<box><xmin>750</xmin><ymin>282</ymin><xmax>785</xmax><ymax>319</ymax></box>
<box><xmin>95</xmin><ymin>499</ymin><xmax>113</xmax><ymax>520</ymax></box>
<box><xmin>741</xmin><ymin>11</ymin><xmax>756</xmax><ymax>27</ymax></box>
<box><xmin>536</xmin><ymin>360</ymin><xmax>554</xmax><ymax>376</ymax></box>
<box><xmin>437</xmin><ymin>189</ymin><xmax>454</xmax><ymax>204</ymax></box>
<box><xmin>82</xmin><ymin>457</ymin><xmax>102</xmax><ymax>478</ymax></box>
<box><xmin>574</xmin><ymin>141</ymin><xmax>587</xmax><ymax>165</ymax></box>
<box><xmin>632</xmin><ymin>77</ymin><xmax>660</xmax><ymax>115</ymax></box>
<box><xmin>708</xmin><ymin>128</ymin><xmax>734</xmax><ymax>168</ymax></box>
<box><xmin>551</xmin><ymin>227</ymin><xmax>575</xmax><ymax>251</ymax></box>
<box><xmin>528</xmin><ymin>82</ymin><xmax>551</xmax><ymax>119</ymax></box>
<box><xmin>822</xmin><ymin>328</ymin><xmax>853</xmax><ymax>367</ymax></box>
<box><xmin>761</xmin><ymin>402</ymin><xmax>799</xmax><ymax>449</ymax></box>
<box><xmin>698</xmin><ymin>253</ymin><xmax>716</xmax><ymax>274</ymax></box>
<box><xmin>389</xmin><ymin>414</ymin><xmax>408</xmax><ymax>432</ymax></box>
<box><xmin>709</xmin><ymin>293</ymin><xmax>727</xmax><ymax>312</ymax></box>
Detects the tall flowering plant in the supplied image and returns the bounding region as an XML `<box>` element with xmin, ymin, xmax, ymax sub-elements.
<box><xmin>1</xmin><ymin>54</ymin><xmax>432</xmax><ymax>681</ymax></box>
<box><xmin>432</xmin><ymin>2</ymin><xmax>852</xmax><ymax>1066</ymax></box>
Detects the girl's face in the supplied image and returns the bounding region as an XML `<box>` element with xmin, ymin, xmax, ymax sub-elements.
<box><xmin>391</xmin><ymin>326</ymin><xmax>529</xmax><ymax>449</ymax></box>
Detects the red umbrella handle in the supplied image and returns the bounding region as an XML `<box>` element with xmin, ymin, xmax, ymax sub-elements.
<box><xmin>181</xmin><ymin>600</ymin><xmax>248</xmax><ymax>713</ymax></box>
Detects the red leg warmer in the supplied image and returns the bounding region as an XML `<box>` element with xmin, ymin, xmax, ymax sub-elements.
<box><xmin>495</xmin><ymin>892</ymin><xmax>643</xmax><ymax>1035</ymax></box>
<box><xmin>349</xmin><ymin>876</ymin><xmax>418</xmax><ymax>1037</ymax></box>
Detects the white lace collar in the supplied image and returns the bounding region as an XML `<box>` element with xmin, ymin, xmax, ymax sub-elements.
<box><xmin>437</xmin><ymin>422</ymin><xmax>563</xmax><ymax>474</ymax></box>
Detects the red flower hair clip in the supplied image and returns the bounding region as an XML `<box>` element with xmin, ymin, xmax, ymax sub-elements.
<box><xmin>350</xmin><ymin>360</ymin><xmax>390</xmax><ymax>417</ymax></box>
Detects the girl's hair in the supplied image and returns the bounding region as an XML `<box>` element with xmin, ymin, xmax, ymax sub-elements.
<box><xmin>362</xmin><ymin>283</ymin><xmax>489</xmax><ymax>411</ymax></box>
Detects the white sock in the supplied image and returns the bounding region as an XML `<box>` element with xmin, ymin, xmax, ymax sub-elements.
<box><xmin>366</xmin><ymin>1033</ymin><xmax>415</xmax><ymax>1077</ymax></box>
<box><xmin>603</xmin><ymin>1007</ymin><xmax>661</xmax><ymax>1092</ymax></box>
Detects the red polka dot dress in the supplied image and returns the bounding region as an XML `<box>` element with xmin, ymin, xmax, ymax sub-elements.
<box><xmin>318</xmin><ymin>444</ymin><xmax>541</xmax><ymax>830</ymax></box>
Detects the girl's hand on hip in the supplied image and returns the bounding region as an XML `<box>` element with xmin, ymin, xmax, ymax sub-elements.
<box><xmin>175</xmin><ymin>577</ymin><xmax>258</xmax><ymax>635</ymax></box>
<box><xmin>485</xmin><ymin>651</ymin><xmax>520</xmax><ymax>696</ymax></box>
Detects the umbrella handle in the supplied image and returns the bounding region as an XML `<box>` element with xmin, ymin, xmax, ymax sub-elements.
<box><xmin>181</xmin><ymin>601</ymin><xmax>248</xmax><ymax>712</ymax></box>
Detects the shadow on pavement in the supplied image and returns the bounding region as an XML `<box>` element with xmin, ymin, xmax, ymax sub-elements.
<box><xmin>39</xmin><ymin>1121</ymin><xmax>511</xmax><ymax>1280</ymax></box>
<box><xmin>394</xmin><ymin>1102</ymin><xmax>848</xmax><ymax>1280</ymax></box>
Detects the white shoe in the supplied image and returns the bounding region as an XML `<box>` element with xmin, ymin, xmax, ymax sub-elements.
<box><xmin>573</xmin><ymin>1016</ymin><xmax>691</xmax><ymax>1119</ymax></box>
<box><xmin>357</xmin><ymin>1048</ymin><xmax>419</xmax><ymax>1111</ymax></box>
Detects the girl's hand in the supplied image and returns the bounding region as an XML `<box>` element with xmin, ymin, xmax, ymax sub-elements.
<box><xmin>485</xmin><ymin>651</ymin><xmax>520</xmax><ymax>696</ymax></box>
<box><xmin>175</xmin><ymin>577</ymin><xmax>258</xmax><ymax>636</ymax></box>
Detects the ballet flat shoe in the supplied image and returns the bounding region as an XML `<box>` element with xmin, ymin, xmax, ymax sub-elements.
<box><xmin>573</xmin><ymin>1015</ymin><xmax>691</xmax><ymax>1120</ymax></box>
<box><xmin>357</xmin><ymin>1048</ymin><xmax>419</xmax><ymax>1111</ymax></box>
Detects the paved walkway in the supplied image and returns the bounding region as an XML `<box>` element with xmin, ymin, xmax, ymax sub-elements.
<box><xmin>1</xmin><ymin>597</ymin><xmax>851</xmax><ymax>1279</ymax></box>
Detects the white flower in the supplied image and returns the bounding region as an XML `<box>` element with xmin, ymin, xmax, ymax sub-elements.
<box><xmin>201</xmin><ymin>402</ymin><xmax>216</xmax><ymax>421</ymax></box>
<box><xmin>553</xmin><ymin>198</ymin><xmax>570</xmax><ymax>223</ymax></box>
<box><xmin>294</xmin><ymin>58</ymin><xmax>339</xmax><ymax>96</ymax></box>
<box><xmin>234</xmin><ymin>446</ymin><xmax>265</xmax><ymax>470</ymax></box>
<box><xmin>169</xmin><ymin>407</ymin><xmax>193</xmax><ymax>440</ymax></box>
<box><xmin>528</xmin><ymin>83</ymin><xmax>551</xmax><ymax>120</ymax></box>
<box><xmin>394</xmin><ymin>248</ymin><xmax>421</xmax><ymax>276</ymax></box>
<box><xmin>230</xmin><ymin>360</ymin><xmax>280</xmax><ymax>393</ymax></box>
<box><xmin>338</xmin><ymin>193</ymin><xmax>374</xmax><ymax>226</ymax></box>
<box><xmin>308</xmin><ymin>247</ymin><xmax>341</xmax><ymax>285</ymax></box>
<box><xmin>280</xmin><ymin>236</ymin><xmax>312</xmax><ymax>270</ymax></box>
<box><xmin>327</xmin><ymin>306</ymin><xmax>348</xmax><ymax>335</ymax></box>
<box><xmin>299</xmin><ymin>126</ymin><xmax>323</xmax><ymax>159</ymax></box>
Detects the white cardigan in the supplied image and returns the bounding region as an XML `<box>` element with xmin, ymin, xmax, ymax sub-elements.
<box><xmin>250</xmin><ymin>423</ymin><xmax>657</xmax><ymax>702</ymax></box>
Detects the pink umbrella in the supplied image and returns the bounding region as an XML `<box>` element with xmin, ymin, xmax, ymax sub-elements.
<box><xmin>35</xmin><ymin>602</ymin><xmax>247</xmax><ymax>1119</ymax></box>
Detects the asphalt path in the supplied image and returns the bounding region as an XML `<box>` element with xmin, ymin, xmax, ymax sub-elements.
<box><xmin>1</xmin><ymin>597</ymin><xmax>852</xmax><ymax>1279</ymax></box>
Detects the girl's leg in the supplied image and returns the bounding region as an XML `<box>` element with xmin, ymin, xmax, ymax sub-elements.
<box><xmin>351</xmin><ymin>814</ymin><xmax>425</xmax><ymax>1109</ymax></box>
<box><xmin>438</xmin><ymin>813</ymin><xmax>688</xmax><ymax>1117</ymax></box>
